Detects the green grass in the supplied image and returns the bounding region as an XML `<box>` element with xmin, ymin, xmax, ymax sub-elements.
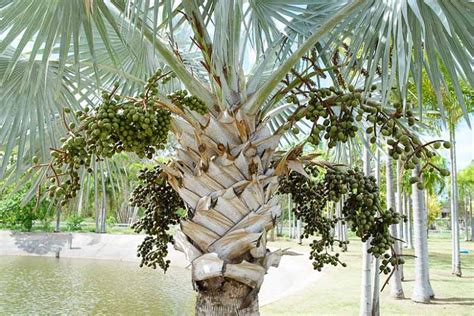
<box><xmin>262</xmin><ymin>233</ymin><xmax>474</xmax><ymax>315</ymax></box>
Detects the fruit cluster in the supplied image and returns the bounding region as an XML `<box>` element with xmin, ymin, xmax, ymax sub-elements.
<box><xmin>285</xmin><ymin>85</ymin><xmax>450</xmax><ymax>186</ymax></box>
<box><xmin>304</xmin><ymin>87</ymin><xmax>363</xmax><ymax>147</ymax></box>
<box><xmin>38</xmin><ymin>70</ymin><xmax>207</xmax><ymax>204</ymax></box>
<box><xmin>278</xmin><ymin>166</ymin><xmax>404</xmax><ymax>273</ymax></box>
<box><xmin>79</xmin><ymin>97</ymin><xmax>171</xmax><ymax>159</ymax></box>
<box><xmin>278</xmin><ymin>166</ymin><xmax>344</xmax><ymax>271</ymax></box>
<box><xmin>167</xmin><ymin>89</ymin><xmax>208</xmax><ymax>115</ymax></box>
<box><xmin>131</xmin><ymin>166</ymin><xmax>184</xmax><ymax>271</ymax></box>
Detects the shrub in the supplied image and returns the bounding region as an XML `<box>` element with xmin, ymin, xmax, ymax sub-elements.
<box><xmin>66</xmin><ymin>214</ymin><xmax>84</xmax><ymax>231</ymax></box>
<box><xmin>0</xmin><ymin>184</ymin><xmax>51</xmax><ymax>231</ymax></box>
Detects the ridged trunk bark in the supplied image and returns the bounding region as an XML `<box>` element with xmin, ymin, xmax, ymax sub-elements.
<box><xmin>385</xmin><ymin>155</ymin><xmax>404</xmax><ymax>299</ymax></box>
<box><xmin>449</xmin><ymin>129</ymin><xmax>461</xmax><ymax>276</ymax></box>
<box><xmin>168</xmin><ymin>110</ymin><xmax>287</xmax><ymax>316</ymax></box>
<box><xmin>195</xmin><ymin>279</ymin><xmax>259</xmax><ymax>316</ymax></box>
<box><xmin>360</xmin><ymin>145</ymin><xmax>372</xmax><ymax>316</ymax></box>
<box><xmin>411</xmin><ymin>166</ymin><xmax>433</xmax><ymax>303</ymax></box>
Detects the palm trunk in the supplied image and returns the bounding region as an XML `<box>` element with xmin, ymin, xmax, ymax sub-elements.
<box><xmin>195</xmin><ymin>279</ymin><xmax>259</xmax><ymax>315</ymax></box>
<box><xmin>371</xmin><ymin>147</ymin><xmax>381</xmax><ymax>316</ymax></box>
<box><xmin>100</xmin><ymin>170</ymin><xmax>107</xmax><ymax>233</ymax></box>
<box><xmin>360</xmin><ymin>145</ymin><xmax>373</xmax><ymax>316</ymax></box>
<box><xmin>464</xmin><ymin>196</ymin><xmax>469</xmax><ymax>241</ymax></box>
<box><xmin>402</xmin><ymin>193</ymin><xmax>408</xmax><ymax>245</ymax></box>
<box><xmin>385</xmin><ymin>155</ymin><xmax>404</xmax><ymax>299</ymax></box>
<box><xmin>449</xmin><ymin>129</ymin><xmax>461</xmax><ymax>276</ymax></box>
<box><xmin>297</xmin><ymin>219</ymin><xmax>302</xmax><ymax>245</ymax></box>
<box><xmin>94</xmin><ymin>161</ymin><xmax>100</xmax><ymax>233</ymax></box>
<box><xmin>411</xmin><ymin>166</ymin><xmax>433</xmax><ymax>303</ymax></box>
<box><xmin>168</xmin><ymin>110</ymin><xmax>286</xmax><ymax>316</ymax></box>
<box><xmin>406</xmin><ymin>193</ymin><xmax>413</xmax><ymax>249</ymax></box>
<box><xmin>288</xmin><ymin>195</ymin><xmax>293</xmax><ymax>238</ymax></box>
<box><xmin>335</xmin><ymin>199</ymin><xmax>348</xmax><ymax>251</ymax></box>
<box><xmin>395</xmin><ymin>160</ymin><xmax>404</xmax><ymax>280</ymax></box>
<box><xmin>470</xmin><ymin>194</ymin><xmax>473</xmax><ymax>242</ymax></box>
<box><xmin>396</xmin><ymin>160</ymin><xmax>404</xmax><ymax>241</ymax></box>
<box><xmin>340</xmin><ymin>199</ymin><xmax>348</xmax><ymax>251</ymax></box>
<box><xmin>425</xmin><ymin>190</ymin><xmax>430</xmax><ymax>237</ymax></box>
<box><xmin>54</xmin><ymin>204</ymin><xmax>61</xmax><ymax>232</ymax></box>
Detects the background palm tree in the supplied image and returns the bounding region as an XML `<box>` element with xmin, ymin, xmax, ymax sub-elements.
<box><xmin>409</xmin><ymin>72</ymin><xmax>473</xmax><ymax>276</ymax></box>
<box><xmin>458</xmin><ymin>163</ymin><xmax>474</xmax><ymax>241</ymax></box>
<box><xmin>1</xmin><ymin>0</ymin><xmax>472</xmax><ymax>314</ymax></box>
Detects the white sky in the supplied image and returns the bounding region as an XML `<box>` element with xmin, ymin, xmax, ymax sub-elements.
<box><xmin>441</xmin><ymin>120</ymin><xmax>474</xmax><ymax>171</ymax></box>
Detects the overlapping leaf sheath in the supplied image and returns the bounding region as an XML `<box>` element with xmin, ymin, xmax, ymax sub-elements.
<box><xmin>166</xmin><ymin>109</ymin><xmax>286</xmax><ymax>289</ymax></box>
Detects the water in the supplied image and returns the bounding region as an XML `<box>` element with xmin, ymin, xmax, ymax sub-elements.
<box><xmin>0</xmin><ymin>256</ymin><xmax>195</xmax><ymax>315</ymax></box>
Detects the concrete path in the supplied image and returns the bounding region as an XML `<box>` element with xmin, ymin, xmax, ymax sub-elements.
<box><xmin>0</xmin><ymin>231</ymin><xmax>321</xmax><ymax>306</ymax></box>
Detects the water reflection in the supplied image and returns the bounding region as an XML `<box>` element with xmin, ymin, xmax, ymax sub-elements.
<box><xmin>0</xmin><ymin>256</ymin><xmax>195</xmax><ymax>315</ymax></box>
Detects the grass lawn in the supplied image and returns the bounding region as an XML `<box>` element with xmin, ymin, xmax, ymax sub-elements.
<box><xmin>262</xmin><ymin>233</ymin><xmax>474</xmax><ymax>315</ymax></box>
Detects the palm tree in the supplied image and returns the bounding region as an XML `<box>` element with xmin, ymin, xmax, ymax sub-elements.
<box><xmin>412</xmin><ymin>80</ymin><xmax>473</xmax><ymax>276</ymax></box>
<box><xmin>458</xmin><ymin>163</ymin><xmax>474</xmax><ymax>241</ymax></box>
<box><xmin>1</xmin><ymin>1</ymin><xmax>472</xmax><ymax>314</ymax></box>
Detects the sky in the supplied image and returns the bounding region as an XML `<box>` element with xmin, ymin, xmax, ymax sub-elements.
<box><xmin>423</xmin><ymin>115</ymin><xmax>473</xmax><ymax>172</ymax></box>
<box><xmin>438</xmin><ymin>120</ymin><xmax>474</xmax><ymax>171</ymax></box>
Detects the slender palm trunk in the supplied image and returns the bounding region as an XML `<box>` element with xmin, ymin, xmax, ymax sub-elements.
<box><xmin>395</xmin><ymin>160</ymin><xmax>404</xmax><ymax>280</ymax></box>
<box><xmin>360</xmin><ymin>145</ymin><xmax>373</xmax><ymax>316</ymax></box>
<box><xmin>335</xmin><ymin>198</ymin><xmax>348</xmax><ymax>251</ymax></box>
<box><xmin>371</xmin><ymin>147</ymin><xmax>381</xmax><ymax>316</ymax></box>
<box><xmin>411</xmin><ymin>166</ymin><xmax>434</xmax><ymax>303</ymax></box>
<box><xmin>297</xmin><ymin>219</ymin><xmax>302</xmax><ymax>244</ymax></box>
<box><xmin>54</xmin><ymin>204</ymin><xmax>61</xmax><ymax>232</ymax></box>
<box><xmin>94</xmin><ymin>161</ymin><xmax>100</xmax><ymax>233</ymax></box>
<box><xmin>425</xmin><ymin>190</ymin><xmax>430</xmax><ymax>237</ymax></box>
<box><xmin>385</xmin><ymin>155</ymin><xmax>404</xmax><ymax>298</ymax></box>
<box><xmin>406</xmin><ymin>193</ymin><xmax>413</xmax><ymax>249</ymax></box>
<box><xmin>449</xmin><ymin>129</ymin><xmax>461</xmax><ymax>276</ymax></box>
<box><xmin>288</xmin><ymin>195</ymin><xmax>293</xmax><ymax>238</ymax></box>
<box><xmin>340</xmin><ymin>198</ymin><xmax>348</xmax><ymax>250</ymax></box>
<box><xmin>402</xmin><ymin>193</ymin><xmax>408</xmax><ymax>244</ymax></box>
<box><xmin>465</xmin><ymin>196</ymin><xmax>469</xmax><ymax>241</ymax></box>
<box><xmin>396</xmin><ymin>160</ymin><xmax>404</xmax><ymax>241</ymax></box>
<box><xmin>470</xmin><ymin>194</ymin><xmax>473</xmax><ymax>242</ymax></box>
<box><xmin>100</xmin><ymin>171</ymin><xmax>107</xmax><ymax>233</ymax></box>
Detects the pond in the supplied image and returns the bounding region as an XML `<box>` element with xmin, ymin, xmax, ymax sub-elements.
<box><xmin>0</xmin><ymin>256</ymin><xmax>195</xmax><ymax>315</ymax></box>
